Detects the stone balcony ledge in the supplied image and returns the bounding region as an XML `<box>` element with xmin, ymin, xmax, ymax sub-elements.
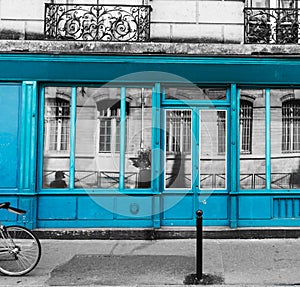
<box><xmin>1</xmin><ymin>40</ymin><xmax>300</xmax><ymax>57</ymax></box>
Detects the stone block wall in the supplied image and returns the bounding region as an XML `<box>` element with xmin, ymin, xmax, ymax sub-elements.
<box><xmin>0</xmin><ymin>0</ymin><xmax>244</xmax><ymax>43</ymax></box>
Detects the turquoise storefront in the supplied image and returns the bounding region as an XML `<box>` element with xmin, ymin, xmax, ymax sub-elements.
<box><xmin>2</xmin><ymin>52</ymin><xmax>300</xmax><ymax>229</ymax></box>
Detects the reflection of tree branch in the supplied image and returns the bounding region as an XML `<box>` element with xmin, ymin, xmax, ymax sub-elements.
<box><xmin>166</xmin><ymin>152</ymin><xmax>183</xmax><ymax>188</ymax></box>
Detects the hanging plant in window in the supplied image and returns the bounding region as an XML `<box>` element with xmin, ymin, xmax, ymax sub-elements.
<box><xmin>130</xmin><ymin>148</ymin><xmax>151</xmax><ymax>169</ymax></box>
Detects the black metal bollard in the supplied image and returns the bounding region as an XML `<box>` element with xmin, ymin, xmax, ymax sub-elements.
<box><xmin>196</xmin><ymin>209</ymin><xmax>203</xmax><ymax>280</ymax></box>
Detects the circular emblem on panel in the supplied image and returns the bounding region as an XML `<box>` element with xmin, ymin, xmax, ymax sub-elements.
<box><xmin>129</xmin><ymin>203</ymin><xmax>140</xmax><ymax>215</ymax></box>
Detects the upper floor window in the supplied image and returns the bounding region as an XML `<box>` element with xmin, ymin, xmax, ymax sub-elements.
<box><xmin>240</xmin><ymin>100</ymin><xmax>253</xmax><ymax>154</ymax></box>
<box><xmin>282</xmin><ymin>100</ymin><xmax>300</xmax><ymax>152</ymax></box>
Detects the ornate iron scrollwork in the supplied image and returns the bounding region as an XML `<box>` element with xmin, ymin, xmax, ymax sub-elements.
<box><xmin>44</xmin><ymin>3</ymin><xmax>152</xmax><ymax>42</ymax></box>
<box><xmin>244</xmin><ymin>8</ymin><xmax>299</xmax><ymax>44</ymax></box>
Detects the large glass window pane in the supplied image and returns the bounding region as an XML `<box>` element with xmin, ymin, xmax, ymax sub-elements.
<box><xmin>239</xmin><ymin>89</ymin><xmax>265</xmax><ymax>189</ymax></box>
<box><xmin>43</xmin><ymin>87</ymin><xmax>71</xmax><ymax>188</ymax></box>
<box><xmin>164</xmin><ymin>86</ymin><xmax>227</xmax><ymax>101</ymax></box>
<box><xmin>125</xmin><ymin>88</ymin><xmax>152</xmax><ymax>189</ymax></box>
<box><xmin>271</xmin><ymin>89</ymin><xmax>300</xmax><ymax>189</ymax></box>
<box><xmin>74</xmin><ymin>87</ymin><xmax>121</xmax><ymax>189</ymax></box>
<box><xmin>164</xmin><ymin>110</ymin><xmax>192</xmax><ymax>189</ymax></box>
<box><xmin>200</xmin><ymin>110</ymin><xmax>227</xmax><ymax>189</ymax></box>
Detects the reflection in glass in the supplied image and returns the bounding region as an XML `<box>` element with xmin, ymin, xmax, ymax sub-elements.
<box><xmin>164</xmin><ymin>110</ymin><xmax>192</xmax><ymax>189</ymax></box>
<box><xmin>43</xmin><ymin>87</ymin><xmax>71</xmax><ymax>188</ymax></box>
<box><xmin>125</xmin><ymin>88</ymin><xmax>152</xmax><ymax>189</ymax></box>
<box><xmin>271</xmin><ymin>89</ymin><xmax>300</xmax><ymax>189</ymax></box>
<box><xmin>164</xmin><ymin>86</ymin><xmax>226</xmax><ymax>101</ymax></box>
<box><xmin>200</xmin><ymin>110</ymin><xmax>227</xmax><ymax>189</ymax></box>
<box><xmin>239</xmin><ymin>90</ymin><xmax>265</xmax><ymax>189</ymax></box>
<box><xmin>75</xmin><ymin>87</ymin><xmax>121</xmax><ymax>188</ymax></box>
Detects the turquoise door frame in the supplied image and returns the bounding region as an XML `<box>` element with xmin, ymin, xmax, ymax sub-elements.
<box><xmin>160</xmin><ymin>88</ymin><xmax>232</xmax><ymax>226</ymax></box>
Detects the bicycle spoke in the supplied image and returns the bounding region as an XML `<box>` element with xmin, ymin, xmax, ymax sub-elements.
<box><xmin>0</xmin><ymin>226</ymin><xmax>41</xmax><ymax>276</ymax></box>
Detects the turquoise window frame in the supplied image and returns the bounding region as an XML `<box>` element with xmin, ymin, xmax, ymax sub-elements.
<box><xmin>237</xmin><ymin>86</ymin><xmax>300</xmax><ymax>194</ymax></box>
<box><xmin>161</xmin><ymin>89</ymin><xmax>231</xmax><ymax>197</ymax></box>
<box><xmin>38</xmin><ymin>83</ymin><xmax>160</xmax><ymax>195</ymax></box>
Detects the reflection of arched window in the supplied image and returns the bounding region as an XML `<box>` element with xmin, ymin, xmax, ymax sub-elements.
<box><xmin>97</xmin><ymin>100</ymin><xmax>129</xmax><ymax>153</ymax></box>
<box><xmin>44</xmin><ymin>98</ymin><xmax>70</xmax><ymax>151</ymax></box>
<box><xmin>240</xmin><ymin>100</ymin><xmax>253</xmax><ymax>154</ymax></box>
<box><xmin>282</xmin><ymin>100</ymin><xmax>300</xmax><ymax>152</ymax></box>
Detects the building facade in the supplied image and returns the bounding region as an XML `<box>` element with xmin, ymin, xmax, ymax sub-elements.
<box><xmin>1</xmin><ymin>0</ymin><xmax>300</xmax><ymax>229</ymax></box>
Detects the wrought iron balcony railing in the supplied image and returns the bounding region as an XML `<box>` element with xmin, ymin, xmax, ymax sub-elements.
<box><xmin>44</xmin><ymin>3</ymin><xmax>152</xmax><ymax>42</ymax></box>
<box><xmin>244</xmin><ymin>8</ymin><xmax>299</xmax><ymax>44</ymax></box>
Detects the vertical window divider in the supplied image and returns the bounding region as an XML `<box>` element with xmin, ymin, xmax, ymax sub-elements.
<box><xmin>265</xmin><ymin>89</ymin><xmax>271</xmax><ymax>190</ymax></box>
<box><xmin>152</xmin><ymin>83</ymin><xmax>161</xmax><ymax>194</ymax></box>
<box><xmin>38</xmin><ymin>86</ymin><xmax>45</xmax><ymax>191</ymax></box>
<box><xmin>152</xmin><ymin>83</ymin><xmax>161</xmax><ymax>228</ymax></box>
<box><xmin>230</xmin><ymin>84</ymin><xmax>238</xmax><ymax>228</ymax></box>
<box><xmin>119</xmin><ymin>87</ymin><xmax>126</xmax><ymax>191</ymax></box>
<box><xmin>69</xmin><ymin>87</ymin><xmax>77</xmax><ymax>190</ymax></box>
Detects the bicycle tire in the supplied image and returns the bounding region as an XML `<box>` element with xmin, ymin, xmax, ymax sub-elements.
<box><xmin>0</xmin><ymin>225</ymin><xmax>41</xmax><ymax>276</ymax></box>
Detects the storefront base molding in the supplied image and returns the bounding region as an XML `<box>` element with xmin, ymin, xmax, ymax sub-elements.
<box><xmin>32</xmin><ymin>226</ymin><xmax>300</xmax><ymax>240</ymax></box>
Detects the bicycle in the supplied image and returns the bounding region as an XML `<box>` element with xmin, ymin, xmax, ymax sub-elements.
<box><xmin>0</xmin><ymin>202</ymin><xmax>41</xmax><ymax>276</ymax></box>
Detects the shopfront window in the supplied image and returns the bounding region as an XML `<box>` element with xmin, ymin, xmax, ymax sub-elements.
<box><xmin>42</xmin><ymin>87</ymin><xmax>71</xmax><ymax>188</ymax></box>
<box><xmin>42</xmin><ymin>85</ymin><xmax>153</xmax><ymax>190</ymax></box>
<box><xmin>271</xmin><ymin>89</ymin><xmax>300</xmax><ymax>189</ymax></box>
<box><xmin>200</xmin><ymin>110</ymin><xmax>227</xmax><ymax>189</ymax></box>
<box><xmin>74</xmin><ymin>87</ymin><xmax>122</xmax><ymax>189</ymax></box>
<box><xmin>239</xmin><ymin>90</ymin><xmax>266</xmax><ymax>189</ymax></box>
<box><xmin>125</xmin><ymin>88</ymin><xmax>152</xmax><ymax>189</ymax></box>
<box><xmin>164</xmin><ymin>110</ymin><xmax>192</xmax><ymax>189</ymax></box>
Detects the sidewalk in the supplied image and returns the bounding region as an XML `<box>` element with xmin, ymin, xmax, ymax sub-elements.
<box><xmin>1</xmin><ymin>238</ymin><xmax>300</xmax><ymax>286</ymax></box>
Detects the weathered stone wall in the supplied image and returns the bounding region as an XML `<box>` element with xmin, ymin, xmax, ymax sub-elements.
<box><xmin>0</xmin><ymin>0</ymin><xmax>244</xmax><ymax>43</ymax></box>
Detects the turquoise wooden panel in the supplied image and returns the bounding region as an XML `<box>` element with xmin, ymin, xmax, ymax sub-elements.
<box><xmin>239</xmin><ymin>196</ymin><xmax>271</xmax><ymax>219</ymax></box>
<box><xmin>19</xmin><ymin>82</ymin><xmax>38</xmax><ymax>191</ymax></box>
<box><xmin>163</xmin><ymin>195</ymin><xmax>194</xmax><ymax>220</ymax></box>
<box><xmin>197</xmin><ymin>195</ymin><xmax>228</xmax><ymax>220</ymax></box>
<box><xmin>18</xmin><ymin>196</ymin><xmax>36</xmax><ymax>228</ymax></box>
<box><xmin>273</xmin><ymin>197</ymin><xmax>300</xmax><ymax>218</ymax></box>
<box><xmin>78</xmin><ymin>196</ymin><xmax>114</xmax><ymax>219</ymax></box>
<box><xmin>0</xmin><ymin>197</ymin><xmax>18</xmax><ymax>222</ymax></box>
<box><xmin>115</xmin><ymin>196</ymin><xmax>153</xmax><ymax>219</ymax></box>
<box><xmin>0</xmin><ymin>84</ymin><xmax>21</xmax><ymax>188</ymax></box>
<box><xmin>38</xmin><ymin>196</ymin><xmax>76</xmax><ymax>219</ymax></box>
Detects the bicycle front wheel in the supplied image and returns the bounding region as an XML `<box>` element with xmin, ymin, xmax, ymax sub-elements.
<box><xmin>0</xmin><ymin>225</ymin><xmax>41</xmax><ymax>276</ymax></box>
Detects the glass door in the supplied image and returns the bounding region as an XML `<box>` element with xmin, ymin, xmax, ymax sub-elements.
<box><xmin>162</xmin><ymin>107</ymin><xmax>228</xmax><ymax>223</ymax></box>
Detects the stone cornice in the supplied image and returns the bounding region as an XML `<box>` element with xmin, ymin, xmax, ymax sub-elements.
<box><xmin>0</xmin><ymin>40</ymin><xmax>300</xmax><ymax>57</ymax></box>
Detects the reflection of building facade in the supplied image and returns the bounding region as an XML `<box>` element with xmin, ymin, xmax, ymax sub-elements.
<box><xmin>2</xmin><ymin>1</ymin><xmax>300</xmax><ymax>229</ymax></box>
